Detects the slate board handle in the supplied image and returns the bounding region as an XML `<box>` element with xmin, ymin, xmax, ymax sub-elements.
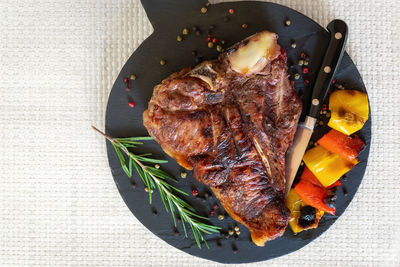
<box><xmin>140</xmin><ymin>0</ymin><xmax>205</xmax><ymax>30</ymax></box>
<box><xmin>308</xmin><ymin>19</ymin><xmax>348</xmax><ymax>118</ymax></box>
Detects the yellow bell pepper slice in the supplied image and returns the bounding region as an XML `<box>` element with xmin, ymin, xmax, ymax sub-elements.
<box><xmin>303</xmin><ymin>145</ymin><xmax>356</xmax><ymax>187</ymax></box>
<box><xmin>328</xmin><ymin>90</ymin><xmax>369</xmax><ymax>135</ymax></box>
<box><xmin>286</xmin><ymin>189</ymin><xmax>324</xmax><ymax>234</ymax></box>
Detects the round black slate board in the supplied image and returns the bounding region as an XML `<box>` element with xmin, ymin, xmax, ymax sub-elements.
<box><xmin>104</xmin><ymin>0</ymin><xmax>371</xmax><ymax>263</ymax></box>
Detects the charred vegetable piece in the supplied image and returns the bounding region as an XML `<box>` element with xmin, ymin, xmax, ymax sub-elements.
<box><xmin>298</xmin><ymin>206</ymin><xmax>317</xmax><ymax>228</ymax></box>
<box><xmin>286</xmin><ymin>189</ymin><xmax>324</xmax><ymax>234</ymax></box>
<box><xmin>328</xmin><ymin>90</ymin><xmax>369</xmax><ymax>135</ymax></box>
<box><xmin>294</xmin><ymin>167</ymin><xmax>338</xmax><ymax>215</ymax></box>
<box><xmin>317</xmin><ymin>129</ymin><xmax>365</xmax><ymax>163</ymax></box>
<box><xmin>303</xmin><ymin>145</ymin><xmax>356</xmax><ymax>187</ymax></box>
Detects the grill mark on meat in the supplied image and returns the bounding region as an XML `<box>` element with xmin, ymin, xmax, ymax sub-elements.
<box><xmin>143</xmin><ymin>31</ymin><xmax>302</xmax><ymax>246</ymax></box>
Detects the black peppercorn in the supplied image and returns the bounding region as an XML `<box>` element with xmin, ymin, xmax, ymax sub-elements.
<box><xmin>174</xmin><ymin>227</ymin><xmax>179</xmax><ymax>236</ymax></box>
<box><xmin>152</xmin><ymin>208</ymin><xmax>158</xmax><ymax>216</ymax></box>
<box><xmin>342</xmin><ymin>186</ymin><xmax>348</xmax><ymax>196</ymax></box>
<box><xmin>232</xmin><ymin>246</ymin><xmax>238</xmax><ymax>254</ymax></box>
<box><xmin>191</xmin><ymin>50</ymin><xmax>197</xmax><ymax>56</ymax></box>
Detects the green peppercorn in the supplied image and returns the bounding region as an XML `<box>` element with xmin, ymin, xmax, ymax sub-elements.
<box><xmin>154</xmin><ymin>164</ymin><xmax>160</xmax><ymax>169</ymax></box>
<box><xmin>285</xmin><ymin>19</ymin><xmax>291</xmax><ymax>26</ymax></box>
<box><xmin>216</xmin><ymin>45</ymin><xmax>222</xmax><ymax>52</ymax></box>
<box><xmin>228</xmin><ymin>229</ymin><xmax>234</xmax><ymax>235</ymax></box>
<box><xmin>291</xmin><ymin>42</ymin><xmax>297</xmax><ymax>48</ymax></box>
<box><xmin>303</xmin><ymin>60</ymin><xmax>309</xmax><ymax>66</ymax></box>
<box><xmin>182</xmin><ymin>28</ymin><xmax>189</xmax><ymax>35</ymax></box>
<box><xmin>218</xmin><ymin>214</ymin><xmax>224</xmax><ymax>220</ymax></box>
<box><xmin>180</xmin><ymin>172</ymin><xmax>187</xmax><ymax>179</ymax></box>
<box><xmin>294</xmin><ymin>73</ymin><xmax>300</xmax><ymax>80</ymax></box>
<box><xmin>208</xmin><ymin>42</ymin><xmax>214</xmax><ymax>48</ymax></box>
<box><xmin>298</xmin><ymin>59</ymin><xmax>304</xmax><ymax>66</ymax></box>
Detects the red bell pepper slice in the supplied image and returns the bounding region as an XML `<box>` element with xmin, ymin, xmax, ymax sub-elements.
<box><xmin>294</xmin><ymin>167</ymin><xmax>339</xmax><ymax>215</ymax></box>
<box><xmin>317</xmin><ymin>129</ymin><xmax>365</xmax><ymax>162</ymax></box>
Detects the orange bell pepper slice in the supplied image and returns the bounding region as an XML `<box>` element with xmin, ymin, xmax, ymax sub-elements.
<box><xmin>317</xmin><ymin>129</ymin><xmax>365</xmax><ymax>163</ymax></box>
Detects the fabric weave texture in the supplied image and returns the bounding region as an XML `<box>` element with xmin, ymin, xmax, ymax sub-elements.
<box><xmin>0</xmin><ymin>0</ymin><xmax>399</xmax><ymax>266</ymax></box>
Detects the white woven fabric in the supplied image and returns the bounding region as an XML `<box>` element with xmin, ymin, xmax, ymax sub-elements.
<box><xmin>1</xmin><ymin>0</ymin><xmax>399</xmax><ymax>266</ymax></box>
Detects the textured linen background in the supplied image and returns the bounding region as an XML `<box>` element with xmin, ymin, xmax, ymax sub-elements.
<box><xmin>1</xmin><ymin>0</ymin><xmax>399</xmax><ymax>266</ymax></box>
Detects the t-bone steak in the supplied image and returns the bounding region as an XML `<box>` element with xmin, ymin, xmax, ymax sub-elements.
<box><xmin>143</xmin><ymin>31</ymin><xmax>302</xmax><ymax>246</ymax></box>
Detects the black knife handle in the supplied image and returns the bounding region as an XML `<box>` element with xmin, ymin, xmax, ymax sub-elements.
<box><xmin>308</xmin><ymin>19</ymin><xmax>348</xmax><ymax>118</ymax></box>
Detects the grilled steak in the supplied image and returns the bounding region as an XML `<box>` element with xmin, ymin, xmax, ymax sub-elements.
<box><xmin>143</xmin><ymin>31</ymin><xmax>302</xmax><ymax>246</ymax></box>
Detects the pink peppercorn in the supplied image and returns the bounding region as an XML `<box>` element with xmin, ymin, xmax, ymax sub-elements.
<box><xmin>129</xmin><ymin>101</ymin><xmax>135</xmax><ymax>108</ymax></box>
<box><xmin>192</xmin><ymin>189</ymin><xmax>199</xmax><ymax>196</ymax></box>
<box><xmin>212</xmin><ymin>38</ymin><xmax>218</xmax><ymax>44</ymax></box>
<box><xmin>124</xmin><ymin>78</ymin><xmax>129</xmax><ymax>83</ymax></box>
<box><xmin>229</xmin><ymin>8</ymin><xmax>235</xmax><ymax>14</ymax></box>
<box><xmin>302</xmin><ymin>67</ymin><xmax>309</xmax><ymax>74</ymax></box>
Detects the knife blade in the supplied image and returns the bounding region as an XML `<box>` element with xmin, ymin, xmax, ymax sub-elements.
<box><xmin>285</xmin><ymin>20</ymin><xmax>348</xmax><ymax>195</ymax></box>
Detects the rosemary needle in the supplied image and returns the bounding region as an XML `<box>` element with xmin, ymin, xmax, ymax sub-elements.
<box><xmin>92</xmin><ymin>126</ymin><xmax>220</xmax><ymax>248</ymax></box>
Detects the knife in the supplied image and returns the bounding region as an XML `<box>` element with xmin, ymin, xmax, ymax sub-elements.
<box><xmin>285</xmin><ymin>19</ymin><xmax>348</xmax><ymax>195</ymax></box>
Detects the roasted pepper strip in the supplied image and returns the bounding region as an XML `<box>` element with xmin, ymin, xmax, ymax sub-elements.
<box><xmin>303</xmin><ymin>145</ymin><xmax>356</xmax><ymax>187</ymax></box>
<box><xmin>317</xmin><ymin>129</ymin><xmax>365</xmax><ymax>162</ymax></box>
<box><xmin>328</xmin><ymin>90</ymin><xmax>369</xmax><ymax>135</ymax></box>
<box><xmin>294</xmin><ymin>167</ymin><xmax>336</xmax><ymax>215</ymax></box>
<box><xmin>286</xmin><ymin>189</ymin><xmax>324</xmax><ymax>233</ymax></box>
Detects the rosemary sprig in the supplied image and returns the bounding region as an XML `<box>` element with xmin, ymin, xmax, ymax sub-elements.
<box><xmin>92</xmin><ymin>126</ymin><xmax>220</xmax><ymax>248</ymax></box>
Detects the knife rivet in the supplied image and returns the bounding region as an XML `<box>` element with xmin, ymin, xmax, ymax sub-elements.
<box><xmin>312</xmin><ymin>98</ymin><xmax>319</xmax><ymax>106</ymax></box>
<box><xmin>335</xmin><ymin>32</ymin><xmax>342</xmax><ymax>40</ymax></box>
<box><xmin>324</xmin><ymin>66</ymin><xmax>331</xmax><ymax>73</ymax></box>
